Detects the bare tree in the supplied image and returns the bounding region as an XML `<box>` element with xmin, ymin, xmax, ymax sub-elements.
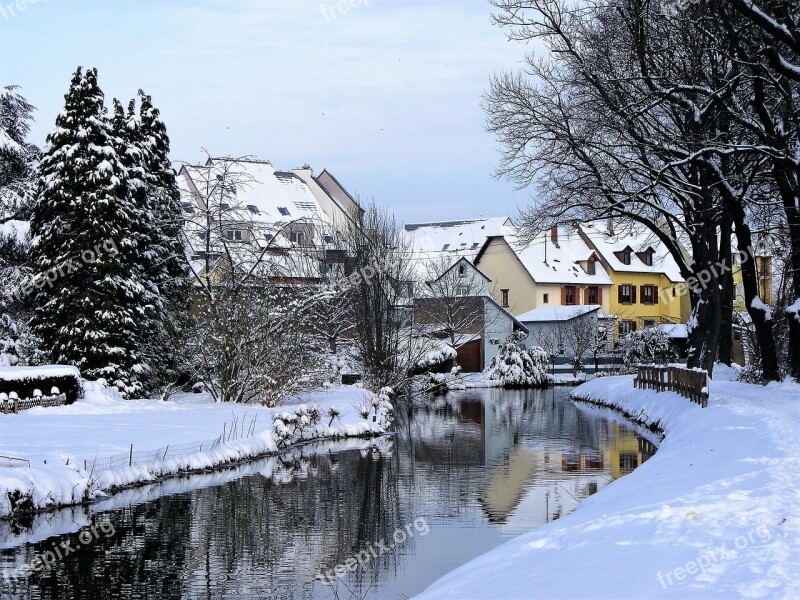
<box><xmin>178</xmin><ymin>157</ymin><xmax>332</xmax><ymax>405</ymax></box>
<box><xmin>413</xmin><ymin>256</ymin><xmax>495</xmax><ymax>366</ymax></box>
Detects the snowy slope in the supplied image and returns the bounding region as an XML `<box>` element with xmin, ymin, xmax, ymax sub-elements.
<box><xmin>0</xmin><ymin>383</ymin><xmax>392</xmax><ymax>519</ymax></box>
<box><xmin>417</xmin><ymin>375</ymin><xmax>800</xmax><ymax>599</ymax></box>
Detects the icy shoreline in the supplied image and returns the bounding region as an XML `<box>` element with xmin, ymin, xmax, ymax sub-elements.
<box><xmin>417</xmin><ymin>374</ymin><xmax>800</xmax><ymax>599</ymax></box>
<box><xmin>0</xmin><ymin>383</ymin><xmax>393</xmax><ymax>520</ymax></box>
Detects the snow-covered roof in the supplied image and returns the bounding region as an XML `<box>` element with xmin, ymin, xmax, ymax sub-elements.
<box><xmin>505</xmin><ymin>226</ymin><xmax>614</xmax><ymax>286</ymax></box>
<box><xmin>517</xmin><ymin>305</ymin><xmax>601</xmax><ymax>323</ymax></box>
<box><xmin>405</xmin><ymin>217</ymin><xmax>513</xmax><ymax>261</ymax></box>
<box><xmin>579</xmin><ymin>221</ymin><xmax>684</xmax><ymax>283</ymax></box>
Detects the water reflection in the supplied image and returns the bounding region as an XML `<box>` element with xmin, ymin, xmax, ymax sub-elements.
<box><xmin>1</xmin><ymin>387</ymin><xmax>657</xmax><ymax>599</ymax></box>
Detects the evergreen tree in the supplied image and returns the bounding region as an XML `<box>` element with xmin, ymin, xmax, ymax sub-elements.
<box><xmin>136</xmin><ymin>90</ymin><xmax>190</xmax><ymax>387</ymax></box>
<box><xmin>0</xmin><ymin>85</ymin><xmax>38</xmax><ymax>221</ymax></box>
<box><xmin>30</xmin><ymin>67</ymin><xmax>155</xmax><ymax>397</ymax></box>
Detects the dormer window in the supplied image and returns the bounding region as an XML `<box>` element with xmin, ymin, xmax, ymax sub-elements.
<box><xmin>622</xmin><ymin>250</ymin><xmax>632</xmax><ymax>265</ymax></box>
<box><xmin>587</xmin><ymin>259</ymin><xmax>596</xmax><ymax>275</ymax></box>
<box><xmin>643</xmin><ymin>251</ymin><xmax>653</xmax><ymax>266</ymax></box>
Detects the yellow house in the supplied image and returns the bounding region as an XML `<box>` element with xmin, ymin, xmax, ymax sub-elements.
<box><xmin>578</xmin><ymin>221</ymin><xmax>690</xmax><ymax>338</ymax></box>
<box><xmin>474</xmin><ymin>226</ymin><xmax>614</xmax><ymax>317</ymax></box>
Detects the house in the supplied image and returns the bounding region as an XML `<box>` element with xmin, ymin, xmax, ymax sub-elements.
<box><xmin>404</xmin><ymin>217</ymin><xmax>514</xmax><ymax>262</ymax></box>
<box><xmin>517</xmin><ymin>305</ymin><xmax>602</xmax><ymax>346</ymax></box>
<box><xmin>412</xmin><ymin>258</ymin><xmax>528</xmax><ymax>372</ymax></box>
<box><xmin>177</xmin><ymin>158</ymin><xmax>356</xmax><ymax>286</ymax></box>
<box><xmin>577</xmin><ymin>220</ymin><xmax>690</xmax><ymax>338</ymax></box>
<box><xmin>474</xmin><ymin>225</ymin><xmax>614</xmax><ymax>318</ymax></box>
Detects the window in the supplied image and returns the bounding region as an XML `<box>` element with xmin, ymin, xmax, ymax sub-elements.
<box><xmin>501</xmin><ymin>289</ymin><xmax>510</xmax><ymax>307</ymax></box>
<box><xmin>564</xmin><ymin>286</ymin><xmax>577</xmax><ymax>305</ymax></box>
<box><xmin>619</xmin><ymin>284</ymin><xmax>635</xmax><ymax>304</ymax></box>
<box><xmin>586</xmin><ymin>286</ymin><xmax>599</xmax><ymax>305</ymax></box>
<box><xmin>224</xmin><ymin>229</ymin><xmax>243</xmax><ymax>242</ymax></box>
<box><xmin>618</xmin><ymin>319</ymin><xmax>637</xmax><ymax>336</ymax></box>
<box><xmin>587</xmin><ymin>259</ymin><xmax>596</xmax><ymax>275</ymax></box>
<box><xmin>672</xmin><ymin>287</ymin><xmax>676</xmax><ymax>297</ymax></box>
<box><xmin>278</xmin><ymin>207</ymin><xmax>291</xmax><ymax>217</ymax></box>
<box><xmin>622</xmin><ymin>250</ymin><xmax>632</xmax><ymax>265</ymax></box>
<box><xmin>442</xmin><ymin>244</ymin><xmax>450</xmax><ymax>251</ymax></box>
<box><xmin>543</xmin><ymin>293</ymin><xmax>549</xmax><ymax>304</ymax></box>
<box><xmin>457</xmin><ymin>285</ymin><xmax>470</xmax><ymax>296</ymax></box>
<box><xmin>641</xmin><ymin>285</ymin><xmax>657</xmax><ymax>305</ymax></box>
<box><xmin>290</xmin><ymin>231</ymin><xmax>305</xmax><ymax>246</ymax></box>
<box><xmin>324</xmin><ymin>234</ymin><xmax>334</xmax><ymax>244</ymax></box>
<box><xmin>264</xmin><ymin>233</ymin><xmax>273</xmax><ymax>241</ymax></box>
<box><xmin>247</xmin><ymin>205</ymin><xmax>260</xmax><ymax>215</ymax></box>
<box><xmin>643</xmin><ymin>252</ymin><xmax>653</xmax><ymax>266</ymax></box>
<box><xmin>644</xmin><ymin>319</ymin><xmax>656</xmax><ymax>328</ymax></box>
<box><xmin>458</xmin><ymin>264</ymin><xmax>466</xmax><ymax>277</ymax></box>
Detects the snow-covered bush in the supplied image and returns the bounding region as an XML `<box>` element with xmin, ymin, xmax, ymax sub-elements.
<box><xmin>486</xmin><ymin>332</ymin><xmax>549</xmax><ymax>388</ymax></box>
<box><xmin>272</xmin><ymin>404</ymin><xmax>323</xmax><ymax>449</ymax></box>
<box><xmin>621</xmin><ymin>327</ymin><xmax>678</xmax><ymax>372</ymax></box>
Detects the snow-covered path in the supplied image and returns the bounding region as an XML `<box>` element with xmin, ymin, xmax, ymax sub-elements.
<box><xmin>416</xmin><ymin>375</ymin><xmax>800</xmax><ymax>599</ymax></box>
<box><xmin>0</xmin><ymin>383</ymin><xmax>392</xmax><ymax>519</ymax></box>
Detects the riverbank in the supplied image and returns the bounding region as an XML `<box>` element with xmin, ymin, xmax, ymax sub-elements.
<box><xmin>417</xmin><ymin>374</ymin><xmax>800</xmax><ymax>599</ymax></box>
<box><xmin>0</xmin><ymin>382</ymin><xmax>393</xmax><ymax>520</ymax></box>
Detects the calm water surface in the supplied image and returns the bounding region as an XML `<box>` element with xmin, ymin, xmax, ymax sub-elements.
<box><xmin>0</xmin><ymin>387</ymin><xmax>657</xmax><ymax>599</ymax></box>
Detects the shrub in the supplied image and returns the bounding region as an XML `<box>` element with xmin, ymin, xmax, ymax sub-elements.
<box><xmin>0</xmin><ymin>366</ymin><xmax>82</xmax><ymax>404</ymax></box>
<box><xmin>486</xmin><ymin>332</ymin><xmax>549</xmax><ymax>388</ymax></box>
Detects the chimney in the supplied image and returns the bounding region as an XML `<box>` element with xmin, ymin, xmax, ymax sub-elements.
<box><xmin>607</xmin><ymin>217</ymin><xmax>614</xmax><ymax>234</ymax></box>
<box><xmin>551</xmin><ymin>226</ymin><xmax>559</xmax><ymax>245</ymax></box>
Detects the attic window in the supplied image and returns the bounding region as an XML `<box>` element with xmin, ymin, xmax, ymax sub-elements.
<box><xmin>622</xmin><ymin>250</ymin><xmax>632</xmax><ymax>265</ymax></box>
<box><xmin>471</xmin><ymin>243</ymin><xmax>479</xmax><ymax>250</ymax></box>
<box><xmin>247</xmin><ymin>205</ymin><xmax>260</xmax><ymax>215</ymax></box>
<box><xmin>443</xmin><ymin>244</ymin><xmax>450</xmax><ymax>250</ymax></box>
<box><xmin>587</xmin><ymin>259</ymin><xmax>596</xmax><ymax>275</ymax></box>
<box><xmin>642</xmin><ymin>251</ymin><xmax>654</xmax><ymax>266</ymax></box>
<box><xmin>181</xmin><ymin>202</ymin><xmax>195</xmax><ymax>214</ymax></box>
<box><xmin>220</xmin><ymin>203</ymin><xmax>230</xmax><ymax>211</ymax></box>
<box><xmin>324</xmin><ymin>234</ymin><xmax>334</xmax><ymax>244</ymax></box>
<box><xmin>264</xmin><ymin>233</ymin><xmax>273</xmax><ymax>241</ymax></box>
<box><xmin>278</xmin><ymin>207</ymin><xmax>291</xmax><ymax>217</ymax></box>
<box><xmin>459</xmin><ymin>264</ymin><xmax>466</xmax><ymax>277</ymax></box>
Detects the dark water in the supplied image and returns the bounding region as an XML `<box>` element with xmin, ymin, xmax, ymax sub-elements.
<box><xmin>0</xmin><ymin>387</ymin><xmax>657</xmax><ymax>600</ymax></box>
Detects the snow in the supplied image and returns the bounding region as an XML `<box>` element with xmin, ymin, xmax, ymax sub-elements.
<box><xmin>417</xmin><ymin>375</ymin><xmax>800</xmax><ymax>599</ymax></box>
<box><xmin>750</xmin><ymin>297</ymin><xmax>773</xmax><ymax>321</ymax></box>
<box><xmin>404</xmin><ymin>217</ymin><xmax>512</xmax><ymax>261</ymax></box>
<box><xmin>0</xmin><ymin>220</ymin><xmax>29</xmax><ymax>245</ymax></box>
<box><xmin>580</xmin><ymin>220</ymin><xmax>685</xmax><ymax>283</ymax></box>
<box><xmin>786</xmin><ymin>298</ymin><xmax>800</xmax><ymax>322</ymax></box>
<box><xmin>0</xmin><ymin>381</ymin><xmax>392</xmax><ymax>519</ymax></box>
<box><xmin>658</xmin><ymin>323</ymin><xmax>689</xmax><ymax>339</ymax></box>
<box><xmin>0</xmin><ymin>365</ymin><xmax>81</xmax><ymax>382</ymax></box>
<box><xmin>517</xmin><ymin>304</ymin><xmax>601</xmax><ymax>323</ymax></box>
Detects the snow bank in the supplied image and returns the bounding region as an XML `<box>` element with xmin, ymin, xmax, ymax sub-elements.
<box><xmin>417</xmin><ymin>375</ymin><xmax>800</xmax><ymax>599</ymax></box>
<box><xmin>0</xmin><ymin>383</ymin><xmax>393</xmax><ymax>520</ymax></box>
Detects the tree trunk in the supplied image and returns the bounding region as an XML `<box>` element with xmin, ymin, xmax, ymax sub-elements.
<box><xmin>718</xmin><ymin>211</ymin><xmax>734</xmax><ymax>366</ymax></box>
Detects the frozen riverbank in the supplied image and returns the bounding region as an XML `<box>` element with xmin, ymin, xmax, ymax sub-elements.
<box><xmin>417</xmin><ymin>374</ymin><xmax>800</xmax><ymax>599</ymax></box>
<box><xmin>0</xmin><ymin>383</ymin><xmax>393</xmax><ymax>520</ymax></box>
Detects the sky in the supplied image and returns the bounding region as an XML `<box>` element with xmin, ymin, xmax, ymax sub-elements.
<box><xmin>0</xmin><ymin>0</ymin><xmax>534</xmax><ymax>223</ymax></box>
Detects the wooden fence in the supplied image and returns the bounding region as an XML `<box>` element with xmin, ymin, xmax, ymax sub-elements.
<box><xmin>1</xmin><ymin>391</ymin><xmax>68</xmax><ymax>415</ymax></box>
<box><xmin>634</xmin><ymin>365</ymin><xmax>709</xmax><ymax>408</ymax></box>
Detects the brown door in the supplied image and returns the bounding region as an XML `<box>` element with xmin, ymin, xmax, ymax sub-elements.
<box><xmin>457</xmin><ymin>339</ymin><xmax>483</xmax><ymax>373</ymax></box>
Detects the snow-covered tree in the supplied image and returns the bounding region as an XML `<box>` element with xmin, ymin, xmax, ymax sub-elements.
<box><xmin>1</xmin><ymin>85</ymin><xmax>38</xmax><ymax>221</ymax></box>
<box><xmin>486</xmin><ymin>331</ymin><xmax>549</xmax><ymax>387</ymax></box>
<box><xmin>621</xmin><ymin>327</ymin><xmax>677</xmax><ymax>373</ymax></box>
<box><xmin>29</xmin><ymin>67</ymin><xmax>156</xmax><ymax>397</ymax></box>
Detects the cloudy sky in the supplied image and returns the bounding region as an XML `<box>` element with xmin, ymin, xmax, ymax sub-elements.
<box><xmin>1</xmin><ymin>0</ymin><xmax>533</xmax><ymax>223</ymax></box>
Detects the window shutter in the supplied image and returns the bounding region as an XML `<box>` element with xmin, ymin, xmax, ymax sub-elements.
<box><xmin>632</xmin><ymin>320</ymin><xmax>638</xmax><ymax>332</ymax></box>
<box><xmin>561</xmin><ymin>287</ymin><xmax>567</xmax><ymax>305</ymax></box>
<box><xmin>640</xmin><ymin>286</ymin><xmax>646</xmax><ymax>304</ymax></box>
<box><xmin>597</xmin><ymin>287</ymin><xmax>603</xmax><ymax>305</ymax></box>
<box><xmin>632</xmin><ymin>286</ymin><xmax>637</xmax><ymax>304</ymax></box>
<box><xmin>618</xmin><ymin>286</ymin><xmax>623</xmax><ymax>304</ymax></box>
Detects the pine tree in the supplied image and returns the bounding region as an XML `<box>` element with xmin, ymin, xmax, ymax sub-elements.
<box><xmin>30</xmin><ymin>67</ymin><xmax>155</xmax><ymax>397</ymax></box>
<box><xmin>0</xmin><ymin>85</ymin><xmax>38</xmax><ymax>221</ymax></box>
<box><xmin>136</xmin><ymin>90</ymin><xmax>190</xmax><ymax>387</ymax></box>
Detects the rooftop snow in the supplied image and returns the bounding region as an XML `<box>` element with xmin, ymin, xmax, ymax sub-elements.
<box><xmin>517</xmin><ymin>305</ymin><xmax>601</xmax><ymax>322</ymax></box>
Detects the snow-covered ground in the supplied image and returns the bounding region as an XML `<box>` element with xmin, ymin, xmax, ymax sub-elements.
<box><xmin>0</xmin><ymin>382</ymin><xmax>392</xmax><ymax>519</ymax></box>
<box><xmin>417</xmin><ymin>375</ymin><xmax>800</xmax><ymax>599</ymax></box>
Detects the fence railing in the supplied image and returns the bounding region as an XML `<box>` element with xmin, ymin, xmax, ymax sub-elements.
<box><xmin>634</xmin><ymin>365</ymin><xmax>709</xmax><ymax>408</ymax></box>
<box><xmin>1</xmin><ymin>392</ymin><xmax>68</xmax><ymax>415</ymax></box>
